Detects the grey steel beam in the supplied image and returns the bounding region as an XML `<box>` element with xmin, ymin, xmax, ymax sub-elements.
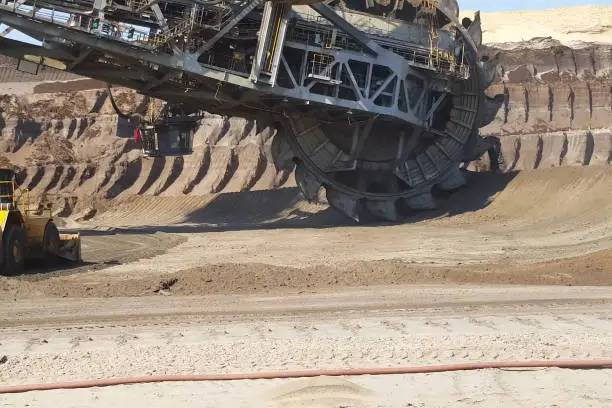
<box><xmin>309</xmin><ymin>3</ymin><xmax>425</xmax><ymax>82</ymax></box>
<box><xmin>0</xmin><ymin>4</ymin><xmax>436</xmax><ymax>127</ymax></box>
<box><xmin>0</xmin><ymin>36</ymin><xmax>73</xmax><ymax>60</ymax></box>
<box><xmin>73</xmin><ymin>70</ymin><xmax>231</xmax><ymax>110</ymax></box>
<box><xmin>0</xmin><ymin>8</ymin><xmax>255</xmax><ymax>88</ymax></box>
<box><xmin>142</xmin><ymin>70</ymin><xmax>173</xmax><ymax>91</ymax></box>
<box><xmin>150</xmin><ymin>3</ymin><xmax>182</xmax><ymax>55</ymax></box>
<box><xmin>67</xmin><ymin>46</ymin><xmax>92</xmax><ymax>69</ymax></box>
<box><xmin>195</xmin><ymin>0</ymin><xmax>263</xmax><ymax>57</ymax></box>
<box><xmin>75</xmin><ymin>64</ymin><xmax>158</xmax><ymax>83</ymax></box>
<box><xmin>136</xmin><ymin>0</ymin><xmax>159</xmax><ymax>13</ymax></box>
<box><xmin>249</xmin><ymin>0</ymin><xmax>290</xmax><ymax>86</ymax></box>
<box><xmin>309</xmin><ymin>3</ymin><xmax>380</xmax><ymax>56</ymax></box>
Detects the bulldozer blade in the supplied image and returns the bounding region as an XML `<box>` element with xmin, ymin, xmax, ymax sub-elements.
<box><xmin>58</xmin><ymin>233</ymin><xmax>82</xmax><ymax>262</ymax></box>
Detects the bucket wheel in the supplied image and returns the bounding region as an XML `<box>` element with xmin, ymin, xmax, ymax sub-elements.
<box><xmin>271</xmin><ymin>7</ymin><xmax>502</xmax><ymax>223</ymax></box>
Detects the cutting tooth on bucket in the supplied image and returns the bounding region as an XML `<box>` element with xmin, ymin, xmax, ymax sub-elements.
<box><xmin>326</xmin><ymin>189</ymin><xmax>359</xmax><ymax>222</ymax></box>
<box><xmin>295</xmin><ymin>163</ymin><xmax>322</xmax><ymax>202</ymax></box>
<box><xmin>437</xmin><ymin>167</ymin><xmax>467</xmax><ymax>191</ymax></box>
<box><xmin>466</xmin><ymin>11</ymin><xmax>482</xmax><ymax>46</ymax></box>
<box><xmin>271</xmin><ymin>132</ymin><xmax>295</xmax><ymax>171</ymax></box>
<box><xmin>363</xmin><ymin>199</ymin><xmax>399</xmax><ymax>222</ymax></box>
<box><xmin>403</xmin><ymin>192</ymin><xmax>438</xmax><ymax>211</ymax></box>
<box><xmin>481</xmin><ymin>53</ymin><xmax>501</xmax><ymax>88</ymax></box>
<box><xmin>480</xmin><ymin>94</ymin><xmax>505</xmax><ymax>127</ymax></box>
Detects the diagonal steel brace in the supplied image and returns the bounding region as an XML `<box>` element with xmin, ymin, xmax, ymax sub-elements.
<box><xmin>195</xmin><ymin>0</ymin><xmax>263</xmax><ymax>57</ymax></box>
<box><xmin>309</xmin><ymin>3</ymin><xmax>380</xmax><ymax>56</ymax></box>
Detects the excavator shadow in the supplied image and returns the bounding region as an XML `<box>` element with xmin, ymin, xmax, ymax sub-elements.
<box><xmin>78</xmin><ymin>188</ymin><xmax>350</xmax><ymax>238</ymax></box>
<box><xmin>403</xmin><ymin>170</ymin><xmax>519</xmax><ymax>224</ymax></box>
<box><xmin>78</xmin><ymin>170</ymin><xmax>518</xmax><ymax>237</ymax></box>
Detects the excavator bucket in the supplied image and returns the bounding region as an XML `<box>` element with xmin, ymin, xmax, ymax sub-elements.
<box><xmin>58</xmin><ymin>233</ymin><xmax>82</xmax><ymax>263</ymax></box>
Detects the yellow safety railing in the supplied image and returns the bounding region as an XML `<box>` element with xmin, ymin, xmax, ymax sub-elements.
<box><xmin>309</xmin><ymin>53</ymin><xmax>334</xmax><ymax>78</ymax></box>
<box><xmin>134</xmin><ymin>34</ymin><xmax>168</xmax><ymax>47</ymax></box>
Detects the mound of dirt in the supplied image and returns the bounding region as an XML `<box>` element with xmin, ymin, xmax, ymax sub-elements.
<box><xmin>460</xmin><ymin>5</ymin><xmax>612</xmax><ymax>46</ymax></box>
<box><xmin>0</xmin><ymin>163</ymin><xmax>609</xmax><ymax>299</ymax></box>
<box><xmin>2</xmin><ymin>247</ymin><xmax>610</xmax><ymax>298</ymax></box>
<box><xmin>469</xmin><ymin>37</ymin><xmax>612</xmax><ymax>172</ymax></box>
<box><xmin>0</xmin><ymin>89</ymin><xmax>289</xmax><ymax>218</ymax></box>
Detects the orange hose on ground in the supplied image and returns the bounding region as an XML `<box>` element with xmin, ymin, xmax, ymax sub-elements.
<box><xmin>2</xmin><ymin>360</ymin><xmax>611</xmax><ymax>394</ymax></box>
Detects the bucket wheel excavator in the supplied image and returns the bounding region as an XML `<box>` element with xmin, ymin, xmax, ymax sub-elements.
<box><xmin>0</xmin><ymin>0</ymin><xmax>503</xmax><ymax>222</ymax></box>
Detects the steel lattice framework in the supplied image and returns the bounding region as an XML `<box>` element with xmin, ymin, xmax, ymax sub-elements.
<box><xmin>0</xmin><ymin>0</ymin><xmax>503</xmax><ymax>222</ymax></box>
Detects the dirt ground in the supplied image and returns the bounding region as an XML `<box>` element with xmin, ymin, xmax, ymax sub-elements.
<box><xmin>0</xmin><ymin>165</ymin><xmax>610</xmax><ymax>407</ymax></box>
<box><xmin>3</xmin><ymin>248</ymin><xmax>612</xmax><ymax>298</ymax></box>
<box><xmin>2</xmin><ymin>165</ymin><xmax>610</xmax><ymax>299</ymax></box>
<box><xmin>3</xmin><ymin>369</ymin><xmax>610</xmax><ymax>408</ymax></box>
<box><xmin>1</xmin><ymin>285</ymin><xmax>611</xmax><ymax>407</ymax></box>
<box><xmin>0</xmin><ymin>5</ymin><xmax>611</xmax><ymax>406</ymax></box>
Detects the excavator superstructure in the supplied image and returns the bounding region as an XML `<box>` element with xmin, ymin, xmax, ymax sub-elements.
<box><xmin>0</xmin><ymin>0</ymin><xmax>503</xmax><ymax>221</ymax></box>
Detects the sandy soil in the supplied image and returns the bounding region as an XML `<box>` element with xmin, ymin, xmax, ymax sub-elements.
<box><xmin>1</xmin><ymin>165</ymin><xmax>610</xmax><ymax>299</ymax></box>
<box><xmin>4</xmin><ymin>369</ymin><xmax>609</xmax><ymax>408</ymax></box>
<box><xmin>0</xmin><ymin>82</ymin><xmax>38</xmax><ymax>95</ymax></box>
<box><xmin>460</xmin><ymin>5</ymin><xmax>612</xmax><ymax>45</ymax></box>
<box><xmin>1</xmin><ymin>285</ymin><xmax>611</xmax><ymax>406</ymax></box>
<box><xmin>0</xmin><ymin>164</ymin><xmax>609</xmax><ymax>406</ymax></box>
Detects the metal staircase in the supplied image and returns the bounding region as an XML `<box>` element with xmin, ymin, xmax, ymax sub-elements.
<box><xmin>196</xmin><ymin>0</ymin><xmax>263</xmax><ymax>55</ymax></box>
<box><xmin>151</xmin><ymin>18</ymin><xmax>193</xmax><ymax>48</ymax></box>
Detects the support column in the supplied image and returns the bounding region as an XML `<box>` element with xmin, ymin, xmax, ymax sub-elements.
<box><xmin>250</xmin><ymin>1</ymin><xmax>291</xmax><ymax>87</ymax></box>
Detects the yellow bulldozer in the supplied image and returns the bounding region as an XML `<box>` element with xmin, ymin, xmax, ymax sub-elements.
<box><xmin>0</xmin><ymin>169</ymin><xmax>81</xmax><ymax>276</ymax></box>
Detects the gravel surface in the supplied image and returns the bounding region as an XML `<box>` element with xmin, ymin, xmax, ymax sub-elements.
<box><xmin>1</xmin><ymin>286</ymin><xmax>611</xmax><ymax>383</ymax></box>
<box><xmin>1</xmin><ymin>286</ymin><xmax>611</xmax><ymax>407</ymax></box>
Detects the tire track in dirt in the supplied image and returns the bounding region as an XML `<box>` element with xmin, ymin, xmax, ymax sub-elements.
<box><xmin>0</xmin><ymin>288</ymin><xmax>610</xmax><ymax>386</ymax></box>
